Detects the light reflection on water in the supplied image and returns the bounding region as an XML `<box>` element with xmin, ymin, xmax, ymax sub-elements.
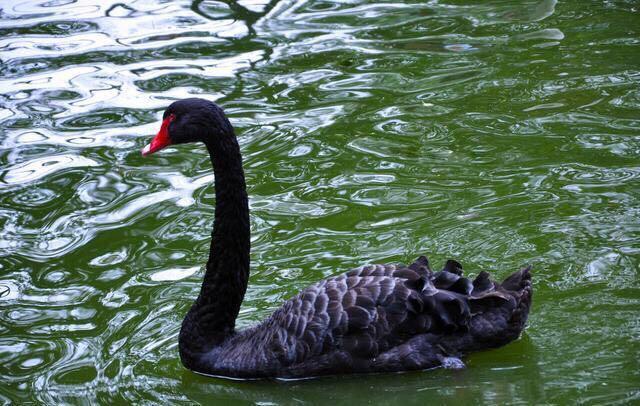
<box><xmin>0</xmin><ymin>0</ymin><xmax>639</xmax><ymax>403</ymax></box>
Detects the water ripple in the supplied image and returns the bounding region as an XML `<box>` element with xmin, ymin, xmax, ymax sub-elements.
<box><xmin>1</xmin><ymin>0</ymin><xmax>639</xmax><ymax>404</ymax></box>
<box><xmin>2</xmin><ymin>154</ymin><xmax>100</xmax><ymax>185</ymax></box>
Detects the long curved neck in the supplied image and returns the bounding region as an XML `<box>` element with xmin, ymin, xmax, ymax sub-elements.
<box><xmin>179</xmin><ymin>124</ymin><xmax>250</xmax><ymax>366</ymax></box>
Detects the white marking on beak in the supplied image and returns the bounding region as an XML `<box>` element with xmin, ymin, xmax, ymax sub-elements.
<box><xmin>142</xmin><ymin>143</ymin><xmax>151</xmax><ymax>156</ymax></box>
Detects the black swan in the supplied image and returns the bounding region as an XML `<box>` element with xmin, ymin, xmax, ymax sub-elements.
<box><xmin>142</xmin><ymin>98</ymin><xmax>533</xmax><ymax>379</ymax></box>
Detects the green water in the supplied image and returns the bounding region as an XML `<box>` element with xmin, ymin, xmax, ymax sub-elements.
<box><xmin>1</xmin><ymin>0</ymin><xmax>639</xmax><ymax>403</ymax></box>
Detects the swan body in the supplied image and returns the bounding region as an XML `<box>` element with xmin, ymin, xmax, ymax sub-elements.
<box><xmin>142</xmin><ymin>98</ymin><xmax>533</xmax><ymax>379</ymax></box>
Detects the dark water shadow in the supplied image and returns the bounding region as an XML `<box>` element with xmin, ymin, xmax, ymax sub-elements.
<box><xmin>191</xmin><ymin>0</ymin><xmax>282</xmax><ymax>36</ymax></box>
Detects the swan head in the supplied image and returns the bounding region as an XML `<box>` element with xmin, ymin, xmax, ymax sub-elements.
<box><xmin>142</xmin><ymin>98</ymin><xmax>232</xmax><ymax>156</ymax></box>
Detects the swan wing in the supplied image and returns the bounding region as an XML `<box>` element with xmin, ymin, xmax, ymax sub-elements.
<box><xmin>265</xmin><ymin>256</ymin><xmax>512</xmax><ymax>365</ymax></box>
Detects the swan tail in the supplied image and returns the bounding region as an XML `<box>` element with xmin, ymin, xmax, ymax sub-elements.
<box><xmin>464</xmin><ymin>265</ymin><xmax>533</xmax><ymax>350</ymax></box>
<box><xmin>501</xmin><ymin>265</ymin><xmax>533</xmax><ymax>334</ymax></box>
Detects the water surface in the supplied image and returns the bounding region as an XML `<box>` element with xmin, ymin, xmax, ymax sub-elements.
<box><xmin>1</xmin><ymin>0</ymin><xmax>639</xmax><ymax>403</ymax></box>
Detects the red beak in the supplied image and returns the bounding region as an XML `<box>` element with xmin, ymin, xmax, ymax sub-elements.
<box><xmin>142</xmin><ymin>114</ymin><xmax>174</xmax><ymax>156</ymax></box>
